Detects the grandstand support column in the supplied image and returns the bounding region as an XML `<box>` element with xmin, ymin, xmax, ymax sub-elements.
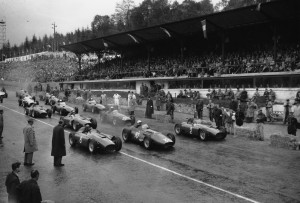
<box><xmin>273</xmin><ymin>24</ymin><xmax>278</xmax><ymax>61</ymax></box>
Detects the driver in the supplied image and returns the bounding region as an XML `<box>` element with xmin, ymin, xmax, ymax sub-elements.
<box><xmin>82</xmin><ymin>123</ymin><xmax>92</xmax><ymax>134</ymax></box>
<box><xmin>69</xmin><ymin>110</ymin><xmax>76</xmax><ymax>119</ymax></box>
<box><xmin>88</xmin><ymin>97</ymin><xmax>94</xmax><ymax>102</ymax></box>
<box><xmin>135</xmin><ymin>120</ymin><xmax>143</xmax><ymax>129</ymax></box>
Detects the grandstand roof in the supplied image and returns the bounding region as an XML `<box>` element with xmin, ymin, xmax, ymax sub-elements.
<box><xmin>61</xmin><ymin>0</ymin><xmax>300</xmax><ymax>55</ymax></box>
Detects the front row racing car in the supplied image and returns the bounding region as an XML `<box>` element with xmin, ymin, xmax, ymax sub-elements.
<box><xmin>100</xmin><ymin>108</ymin><xmax>135</xmax><ymax>126</ymax></box>
<box><xmin>69</xmin><ymin>127</ymin><xmax>122</xmax><ymax>153</ymax></box>
<box><xmin>60</xmin><ymin>112</ymin><xmax>97</xmax><ymax>131</ymax></box>
<box><xmin>174</xmin><ymin>118</ymin><xmax>227</xmax><ymax>141</ymax></box>
<box><xmin>0</xmin><ymin>91</ymin><xmax>6</xmax><ymax>103</ymax></box>
<box><xmin>24</xmin><ymin>103</ymin><xmax>52</xmax><ymax>118</ymax></box>
<box><xmin>122</xmin><ymin>121</ymin><xmax>175</xmax><ymax>150</ymax></box>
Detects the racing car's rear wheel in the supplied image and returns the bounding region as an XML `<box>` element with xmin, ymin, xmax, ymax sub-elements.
<box><xmin>69</xmin><ymin>133</ymin><xmax>76</xmax><ymax>147</ymax></box>
<box><xmin>90</xmin><ymin>118</ymin><xmax>97</xmax><ymax>129</ymax></box>
<box><xmin>112</xmin><ymin>137</ymin><xmax>122</xmax><ymax>152</ymax></box>
<box><xmin>24</xmin><ymin>108</ymin><xmax>28</xmax><ymax>115</ymax></box>
<box><xmin>199</xmin><ymin>130</ymin><xmax>207</xmax><ymax>141</ymax></box>
<box><xmin>174</xmin><ymin>124</ymin><xmax>181</xmax><ymax>135</ymax></box>
<box><xmin>143</xmin><ymin>137</ymin><xmax>152</xmax><ymax>150</ymax></box>
<box><xmin>31</xmin><ymin>110</ymin><xmax>35</xmax><ymax>118</ymax></box>
<box><xmin>122</xmin><ymin>129</ymin><xmax>131</xmax><ymax>142</ymax></box>
<box><xmin>88</xmin><ymin>141</ymin><xmax>96</xmax><ymax>153</ymax></box>
<box><xmin>18</xmin><ymin>100</ymin><xmax>22</xmax><ymax>106</ymax></box>
<box><xmin>167</xmin><ymin>133</ymin><xmax>176</xmax><ymax>146</ymax></box>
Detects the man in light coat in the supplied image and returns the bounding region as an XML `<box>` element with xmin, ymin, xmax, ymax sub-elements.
<box><xmin>51</xmin><ymin>120</ymin><xmax>66</xmax><ymax>167</ymax></box>
<box><xmin>23</xmin><ymin>118</ymin><xmax>38</xmax><ymax>166</ymax></box>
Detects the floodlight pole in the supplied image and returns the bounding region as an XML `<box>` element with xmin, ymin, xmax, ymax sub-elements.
<box><xmin>52</xmin><ymin>22</ymin><xmax>57</xmax><ymax>51</ymax></box>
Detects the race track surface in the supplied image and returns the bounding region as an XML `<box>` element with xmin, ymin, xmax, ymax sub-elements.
<box><xmin>1</xmin><ymin>92</ymin><xmax>300</xmax><ymax>203</ymax></box>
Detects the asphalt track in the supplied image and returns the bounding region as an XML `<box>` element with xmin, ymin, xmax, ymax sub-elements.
<box><xmin>1</xmin><ymin>92</ymin><xmax>300</xmax><ymax>203</ymax></box>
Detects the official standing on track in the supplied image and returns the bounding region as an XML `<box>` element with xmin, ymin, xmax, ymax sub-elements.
<box><xmin>18</xmin><ymin>170</ymin><xmax>42</xmax><ymax>203</ymax></box>
<box><xmin>0</xmin><ymin>109</ymin><xmax>3</xmax><ymax>139</ymax></box>
<box><xmin>51</xmin><ymin>120</ymin><xmax>66</xmax><ymax>167</ymax></box>
<box><xmin>5</xmin><ymin>162</ymin><xmax>21</xmax><ymax>203</ymax></box>
<box><xmin>23</xmin><ymin>118</ymin><xmax>38</xmax><ymax>166</ymax></box>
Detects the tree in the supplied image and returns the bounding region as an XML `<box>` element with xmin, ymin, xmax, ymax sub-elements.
<box><xmin>215</xmin><ymin>0</ymin><xmax>258</xmax><ymax>11</ymax></box>
<box><xmin>91</xmin><ymin>15</ymin><xmax>114</xmax><ymax>37</ymax></box>
<box><xmin>115</xmin><ymin>0</ymin><xmax>135</xmax><ymax>31</ymax></box>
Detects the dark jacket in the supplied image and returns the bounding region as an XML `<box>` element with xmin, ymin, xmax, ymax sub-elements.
<box><xmin>51</xmin><ymin>124</ymin><xmax>66</xmax><ymax>157</ymax></box>
<box><xmin>229</xmin><ymin>100</ymin><xmax>238</xmax><ymax>112</ymax></box>
<box><xmin>0</xmin><ymin>113</ymin><xmax>3</xmax><ymax>134</ymax></box>
<box><xmin>145</xmin><ymin>99</ymin><xmax>154</xmax><ymax>116</ymax></box>
<box><xmin>5</xmin><ymin>172</ymin><xmax>20</xmax><ymax>202</ymax></box>
<box><xmin>196</xmin><ymin>100</ymin><xmax>204</xmax><ymax>111</ymax></box>
<box><xmin>18</xmin><ymin>179</ymin><xmax>42</xmax><ymax>203</ymax></box>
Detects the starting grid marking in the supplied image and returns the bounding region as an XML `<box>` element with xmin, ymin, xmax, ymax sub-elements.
<box><xmin>1</xmin><ymin>104</ymin><xmax>260</xmax><ymax>203</ymax></box>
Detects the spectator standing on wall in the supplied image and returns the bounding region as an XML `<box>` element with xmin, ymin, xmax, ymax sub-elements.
<box><xmin>196</xmin><ymin>99</ymin><xmax>204</xmax><ymax>119</ymax></box>
<box><xmin>113</xmin><ymin>93</ymin><xmax>121</xmax><ymax>107</ymax></box>
<box><xmin>101</xmin><ymin>92</ymin><xmax>107</xmax><ymax>105</ymax></box>
<box><xmin>266</xmin><ymin>99</ymin><xmax>273</xmax><ymax>122</ymax></box>
<box><xmin>252</xmin><ymin>88</ymin><xmax>260</xmax><ymax>103</ymax></box>
<box><xmin>263</xmin><ymin>88</ymin><xmax>269</xmax><ymax>102</ymax></box>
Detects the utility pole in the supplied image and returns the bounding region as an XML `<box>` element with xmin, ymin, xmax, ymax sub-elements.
<box><xmin>52</xmin><ymin>22</ymin><xmax>57</xmax><ymax>51</ymax></box>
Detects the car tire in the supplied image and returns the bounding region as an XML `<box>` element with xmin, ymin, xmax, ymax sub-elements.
<box><xmin>112</xmin><ymin>137</ymin><xmax>122</xmax><ymax>152</ymax></box>
<box><xmin>47</xmin><ymin>112</ymin><xmax>52</xmax><ymax>118</ymax></box>
<box><xmin>74</xmin><ymin>107</ymin><xmax>79</xmax><ymax>114</ymax></box>
<box><xmin>143</xmin><ymin>137</ymin><xmax>152</xmax><ymax>150</ymax></box>
<box><xmin>88</xmin><ymin>141</ymin><xmax>96</xmax><ymax>153</ymax></box>
<box><xmin>18</xmin><ymin>100</ymin><xmax>22</xmax><ymax>106</ymax></box>
<box><xmin>174</xmin><ymin>124</ymin><xmax>181</xmax><ymax>135</ymax></box>
<box><xmin>122</xmin><ymin>129</ymin><xmax>131</xmax><ymax>142</ymax></box>
<box><xmin>199</xmin><ymin>130</ymin><xmax>207</xmax><ymax>141</ymax></box>
<box><xmin>167</xmin><ymin>133</ymin><xmax>176</xmax><ymax>146</ymax></box>
<box><xmin>69</xmin><ymin>133</ymin><xmax>76</xmax><ymax>147</ymax></box>
<box><xmin>89</xmin><ymin>118</ymin><xmax>97</xmax><ymax>129</ymax></box>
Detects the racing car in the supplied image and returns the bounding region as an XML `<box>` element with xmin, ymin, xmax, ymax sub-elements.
<box><xmin>16</xmin><ymin>89</ymin><xmax>26</xmax><ymax>97</ymax></box>
<box><xmin>174</xmin><ymin>118</ymin><xmax>227</xmax><ymax>141</ymax></box>
<box><xmin>0</xmin><ymin>91</ymin><xmax>6</xmax><ymax>103</ymax></box>
<box><xmin>69</xmin><ymin>127</ymin><xmax>122</xmax><ymax>153</ymax></box>
<box><xmin>121</xmin><ymin>123</ymin><xmax>175</xmax><ymax>150</ymax></box>
<box><xmin>18</xmin><ymin>94</ymin><xmax>38</xmax><ymax>107</ymax></box>
<box><xmin>82</xmin><ymin>99</ymin><xmax>107</xmax><ymax>113</ymax></box>
<box><xmin>100</xmin><ymin>108</ymin><xmax>135</xmax><ymax>126</ymax></box>
<box><xmin>47</xmin><ymin>95</ymin><xmax>59</xmax><ymax>105</ymax></box>
<box><xmin>51</xmin><ymin>100</ymin><xmax>78</xmax><ymax>116</ymax></box>
<box><xmin>60</xmin><ymin>112</ymin><xmax>97</xmax><ymax>131</ymax></box>
<box><xmin>24</xmin><ymin>103</ymin><xmax>52</xmax><ymax>118</ymax></box>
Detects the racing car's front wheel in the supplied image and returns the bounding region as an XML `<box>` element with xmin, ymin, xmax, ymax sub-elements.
<box><xmin>112</xmin><ymin>137</ymin><xmax>122</xmax><ymax>152</ymax></box>
<box><xmin>24</xmin><ymin>108</ymin><xmax>28</xmax><ymax>115</ymax></box>
<box><xmin>69</xmin><ymin>133</ymin><xmax>76</xmax><ymax>147</ymax></box>
<box><xmin>122</xmin><ymin>129</ymin><xmax>131</xmax><ymax>142</ymax></box>
<box><xmin>72</xmin><ymin>122</ymin><xmax>79</xmax><ymax>131</ymax></box>
<box><xmin>199</xmin><ymin>130</ymin><xmax>207</xmax><ymax>141</ymax></box>
<box><xmin>143</xmin><ymin>137</ymin><xmax>152</xmax><ymax>150</ymax></box>
<box><xmin>88</xmin><ymin>141</ymin><xmax>96</xmax><ymax>153</ymax></box>
<box><xmin>167</xmin><ymin>133</ymin><xmax>176</xmax><ymax>146</ymax></box>
<box><xmin>174</xmin><ymin>124</ymin><xmax>181</xmax><ymax>135</ymax></box>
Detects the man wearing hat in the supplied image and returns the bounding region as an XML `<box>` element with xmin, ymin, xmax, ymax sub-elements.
<box><xmin>18</xmin><ymin>169</ymin><xmax>42</xmax><ymax>203</ymax></box>
<box><xmin>283</xmin><ymin>99</ymin><xmax>292</xmax><ymax>125</ymax></box>
<box><xmin>51</xmin><ymin>119</ymin><xmax>66</xmax><ymax>167</ymax></box>
<box><xmin>0</xmin><ymin>109</ymin><xmax>3</xmax><ymax>139</ymax></box>
<box><xmin>293</xmin><ymin>98</ymin><xmax>300</xmax><ymax>130</ymax></box>
<box><xmin>23</xmin><ymin>118</ymin><xmax>38</xmax><ymax>166</ymax></box>
<box><xmin>5</xmin><ymin>162</ymin><xmax>21</xmax><ymax>203</ymax></box>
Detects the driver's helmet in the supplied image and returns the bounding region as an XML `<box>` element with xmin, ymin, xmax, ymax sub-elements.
<box><xmin>136</xmin><ymin>120</ymin><xmax>142</xmax><ymax>126</ymax></box>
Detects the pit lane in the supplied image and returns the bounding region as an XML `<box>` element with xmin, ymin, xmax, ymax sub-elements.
<box><xmin>1</xmin><ymin>92</ymin><xmax>299</xmax><ymax>203</ymax></box>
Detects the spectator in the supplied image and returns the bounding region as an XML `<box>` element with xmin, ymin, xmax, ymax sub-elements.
<box><xmin>51</xmin><ymin>120</ymin><xmax>66</xmax><ymax>167</ymax></box>
<box><xmin>263</xmin><ymin>88</ymin><xmax>269</xmax><ymax>102</ymax></box>
<box><xmin>240</xmin><ymin>87</ymin><xmax>248</xmax><ymax>102</ymax></box>
<box><xmin>166</xmin><ymin>100</ymin><xmax>175</xmax><ymax>123</ymax></box>
<box><xmin>196</xmin><ymin>99</ymin><xmax>204</xmax><ymax>119</ymax></box>
<box><xmin>129</xmin><ymin>98</ymin><xmax>136</xmax><ymax>115</ymax></box>
<box><xmin>283</xmin><ymin>99</ymin><xmax>292</xmax><ymax>125</ymax></box>
<box><xmin>217</xmin><ymin>88</ymin><xmax>224</xmax><ymax>100</ymax></box>
<box><xmin>296</xmin><ymin>90</ymin><xmax>300</xmax><ymax>101</ymax></box>
<box><xmin>18</xmin><ymin>170</ymin><xmax>42</xmax><ymax>203</ymax></box>
<box><xmin>166</xmin><ymin>91</ymin><xmax>173</xmax><ymax>102</ymax></box>
<box><xmin>245</xmin><ymin>100</ymin><xmax>258</xmax><ymax>123</ymax></box>
<box><xmin>23</xmin><ymin>118</ymin><xmax>38</xmax><ymax>166</ymax></box>
<box><xmin>177</xmin><ymin>90</ymin><xmax>184</xmax><ymax>98</ymax></box>
<box><xmin>224</xmin><ymin>108</ymin><xmax>235</xmax><ymax>135</ymax></box>
<box><xmin>206</xmin><ymin>99</ymin><xmax>214</xmax><ymax>122</ymax></box>
<box><xmin>252</xmin><ymin>88</ymin><xmax>260</xmax><ymax>103</ymax></box>
<box><xmin>269</xmin><ymin>89</ymin><xmax>276</xmax><ymax>102</ymax></box>
<box><xmin>113</xmin><ymin>93</ymin><xmax>121</xmax><ymax>107</ymax></box>
<box><xmin>292</xmin><ymin>99</ymin><xmax>300</xmax><ymax>131</ymax></box>
<box><xmin>5</xmin><ymin>162</ymin><xmax>21</xmax><ymax>203</ymax></box>
<box><xmin>145</xmin><ymin>97</ymin><xmax>154</xmax><ymax>119</ymax></box>
<box><xmin>155</xmin><ymin>93</ymin><xmax>162</xmax><ymax>111</ymax></box>
<box><xmin>266</xmin><ymin>99</ymin><xmax>273</xmax><ymax>122</ymax></box>
<box><xmin>0</xmin><ymin>109</ymin><xmax>3</xmax><ymax>139</ymax></box>
<box><xmin>256</xmin><ymin>109</ymin><xmax>267</xmax><ymax>140</ymax></box>
<box><xmin>213</xmin><ymin>105</ymin><xmax>223</xmax><ymax>129</ymax></box>
<box><xmin>101</xmin><ymin>92</ymin><xmax>107</xmax><ymax>105</ymax></box>
<box><xmin>235</xmin><ymin>87</ymin><xmax>241</xmax><ymax>100</ymax></box>
<box><xmin>229</xmin><ymin>98</ymin><xmax>238</xmax><ymax>112</ymax></box>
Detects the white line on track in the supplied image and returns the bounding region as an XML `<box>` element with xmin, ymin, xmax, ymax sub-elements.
<box><xmin>1</xmin><ymin>104</ymin><xmax>260</xmax><ymax>203</ymax></box>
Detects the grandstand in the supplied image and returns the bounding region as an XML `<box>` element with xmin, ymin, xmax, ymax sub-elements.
<box><xmin>1</xmin><ymin>0</ymin><xmax>300</xmax><ymax>101</ymax></box>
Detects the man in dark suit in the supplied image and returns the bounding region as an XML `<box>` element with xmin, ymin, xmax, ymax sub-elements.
<box><xmin>196</xmin><ymin>99</ymin><xmax>204</xmax><ymax>119</ymax></box>
<box><xmin>51</xmin><ymin>120</ymin><xmax>66</xmax><ymax>167</ymax></box>
<box><xmin>145</xmin><ymin>97</ymin><xmax>154</xmax><ymax>119</ymax></box>
<box><xmin>5</xmin><ymin>162</ymin><xmax>21</xmax><ymax>203</ymax></box>
<box><xmin>18</xmin><ymin>170</ymin><xmax>42</xmax><ymax>203</ymax></box>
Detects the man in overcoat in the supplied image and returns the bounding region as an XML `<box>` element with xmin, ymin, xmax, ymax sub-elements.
<box><xmin>145</xmin><ymin>97</ymin><xmax>154</xmax><ymax>118</ymax></box>
<box><xmin>5</xmin><ymin>162</ymin><xmax>21</xmax><ymax>203</ymax></box>
<box><xmin>51</xmin><ymin>120</ymin><xmax>66</xmax><ymax>167</ymax></box>
<box><xmin>18</xmin><ymin>170</ymin><xmax>42</xmax><ymax>203</ymax></box>
<box><xmin>23</xmin><ymin>118</ymin><xmax>38</xmax><ymax>166</ymax></box>
<box><xmin>0</xmin><ymin>109</ymin><xmax>3</xmax><ymax>139</ymax></box>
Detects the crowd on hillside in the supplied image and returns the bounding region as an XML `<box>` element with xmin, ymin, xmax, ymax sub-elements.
<box><xmin>0</xmin><ymin>42</ymin><xmax>299</xmax><ymax>82</ymax></box>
